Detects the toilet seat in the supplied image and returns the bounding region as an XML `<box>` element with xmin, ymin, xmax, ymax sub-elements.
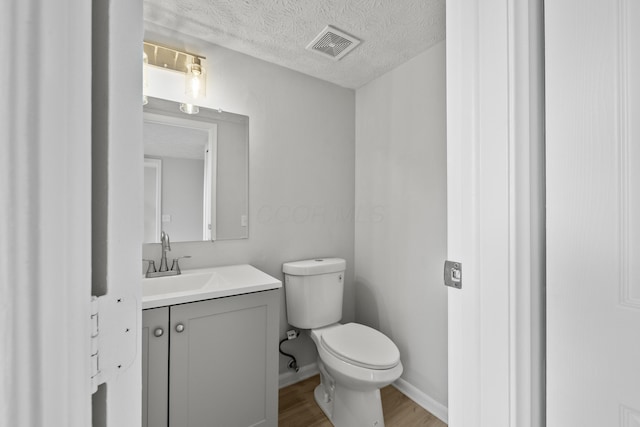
<box><xmin>320</xmin><ymin>323</ymin><xmax>400</xmax><ymax>370</ymax></box>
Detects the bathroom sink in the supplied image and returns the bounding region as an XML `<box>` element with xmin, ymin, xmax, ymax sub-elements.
<box><xmin>142</xmin><ymin>271</ymin><xmax>228</xmax><ymax>298</ymax></box>
<box><xmin>142</xmin><ymin>264</ymin><xmax>281</xmax><ymax>309</ymax></box>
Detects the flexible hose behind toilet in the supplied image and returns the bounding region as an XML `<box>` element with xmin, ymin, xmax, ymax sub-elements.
<box><xmin>279</xmin><ymin>337</ymin><xmax>299</xmax><ymax>372</ymax></box>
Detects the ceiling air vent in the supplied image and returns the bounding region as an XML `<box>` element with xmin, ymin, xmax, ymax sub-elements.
<box><xmin>306</xmin><ymin>25</ymin><xmax>361</xmax><ymax>61</ymax></box>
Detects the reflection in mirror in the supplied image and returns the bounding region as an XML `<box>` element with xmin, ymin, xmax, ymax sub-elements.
<box><xmin>143</xmin><ymin>97</ymin><xmax>249</xmax><ymax>243</ymax></box>
<box><xmin>144</xmin><ymin>117</ymin><xmax>215</xmax><ymax>242</ymax></box>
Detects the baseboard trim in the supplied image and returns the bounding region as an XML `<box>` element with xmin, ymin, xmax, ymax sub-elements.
<box><xmin>278</xmin><ymin>363</ymin><xmax>319</xmax><ymax>389</ymax></box>
<box><xmin>393</xmin><ymin>377</ymin><xmax>448</xmax><ymax>424</ymax></box>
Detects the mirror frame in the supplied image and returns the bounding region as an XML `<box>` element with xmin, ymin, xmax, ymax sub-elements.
<box><xmin>143</xmin><ymin>96</ymin><xmax>249</xmax><ymax>243</ymax></box>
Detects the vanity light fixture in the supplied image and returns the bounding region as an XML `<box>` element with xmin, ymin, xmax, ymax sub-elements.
<box><xmin>143</xmin><ymin>41</ymin><xmax>207</xmax><ymax>112</ymax></box>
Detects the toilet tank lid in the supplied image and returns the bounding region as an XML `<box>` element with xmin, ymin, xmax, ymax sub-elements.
<box><xmin>282</xmin><ymin>258</ymin><xmax>346</xmax><ymax>275</ymax></box>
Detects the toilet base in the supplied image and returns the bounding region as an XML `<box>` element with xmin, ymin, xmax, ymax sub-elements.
<box><xmin>314</xmin><ymin>384</ymin><xmax>333</xmax><ymax>420</ymax></box>
<box><xmin>314</xmin><ymin>381</ymin><xmax>385</xmax><ymax>427</ymax></box>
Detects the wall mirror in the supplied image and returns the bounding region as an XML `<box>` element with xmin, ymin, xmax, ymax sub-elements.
<box><xmin>143</xmin><ymin>96</ymin><xmax>249</xmax><ymax>243</ymax></box>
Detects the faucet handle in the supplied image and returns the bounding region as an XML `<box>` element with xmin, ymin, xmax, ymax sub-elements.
<box><xmin>171</xmin><ymin>256</ymin><xmax>191</xmax><ymax>274</ymax></box>
<box><xmin>143</xmin><ymin>259</ymin><xmax>157</xmax><ymax>275</ymax></box>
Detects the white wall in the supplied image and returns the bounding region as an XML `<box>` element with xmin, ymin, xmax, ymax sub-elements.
<box><xmin>142</xmin><ymin>23</ymin><xmax>356</xmax><ymax>373</ymax></box>
<box><xmin>354</xmin><ymin>42</ymin><xmax>448</xmax><ymax>407</ymax></box>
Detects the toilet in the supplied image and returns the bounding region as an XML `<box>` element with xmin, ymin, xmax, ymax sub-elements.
<box><xmin>282</xmin><ymin>258</ymin><xmax>403</xmax><ymax>427</ymax></box>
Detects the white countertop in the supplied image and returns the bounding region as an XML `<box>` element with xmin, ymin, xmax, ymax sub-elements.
<box><xmin>142</xmin><ymin>264</ymin><xmax>282</xmax><ymax>309</ymax></box>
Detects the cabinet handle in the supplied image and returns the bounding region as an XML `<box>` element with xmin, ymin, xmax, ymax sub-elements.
<box><xmin>175</xmin><ymin>323</ymin><xmax>185</xmax><ymax>333</ymax></box>
<box><xmin>153</xmin><ymin>328</ymin><xmax>164</xmax><ymax>337</ymax></box>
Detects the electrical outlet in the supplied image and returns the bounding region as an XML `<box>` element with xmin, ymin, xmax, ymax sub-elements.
<box><xmin>286</xmin><ymin>330</ymin><xmax>298</xmax><ymax>340</ymax></box>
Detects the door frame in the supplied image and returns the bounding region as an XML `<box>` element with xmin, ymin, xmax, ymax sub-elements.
<box><xmin>144</xmin><ymin>157</ymin><xmax>163</xmax><ymax>243</ymax></box>
<box><xmin>91</xmin><ymin>0</ymin><xmax>143</xmax><ymax>425</ymax></box>
<box><xmin>446</xmin><ymin>0</ymin><xmax>545</xmax><ymax>425</ymax></box>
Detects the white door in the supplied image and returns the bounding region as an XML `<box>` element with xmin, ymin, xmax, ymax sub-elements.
<box><xmin>546</xmin><ymin>0</ymin><xmax>640</xmax><ymax>425</ymax></box>
<box><xmin>2</xmin><ymin>0</ymin><xmax>141</xmax><ymax>425</ymax></box>
<box><xmin>1</xmin><ymin>1</ymin><xmax>94</xmax><ymax>425</ymax></box>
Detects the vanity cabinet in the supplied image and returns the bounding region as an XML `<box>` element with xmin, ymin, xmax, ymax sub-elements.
<box><xmin>142</xmin><ymin>290</ymin><xmax>279</xmax><ymax>427</ymax></box>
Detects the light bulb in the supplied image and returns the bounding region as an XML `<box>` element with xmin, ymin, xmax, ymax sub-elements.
<box><xmin>143</xmin><ymin>51</ymin><xmax>149</xmax><ymax>105</ymax></box>
<box><xmin>190</xmin><ymin>76</ymin><xmax>201</xmax><ymax>98</ymax></box>
<box><xmin>179</xmin><ymin>103</ymin><xmax>199</xmax><ymax>115</ymax></box>
<box><xmin>185</xmin><ymin>58</ymin><xmax>206</xmax><ymax>99</ymax></box>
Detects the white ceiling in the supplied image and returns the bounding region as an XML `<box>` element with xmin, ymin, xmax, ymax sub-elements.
<box><xmin>143</xmin><ymin>0</ymin><xmax>445</xmax><ymax>89</ymax></box>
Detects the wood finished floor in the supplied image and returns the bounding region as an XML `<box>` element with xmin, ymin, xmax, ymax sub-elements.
<box><xmin>278</xmin><ymin>375</ymin><xmax>447</xmax><ymax>427</ymax></box>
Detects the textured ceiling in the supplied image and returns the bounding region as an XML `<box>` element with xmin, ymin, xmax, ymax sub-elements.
<box><xmin>143</xmin><ymin>0</ymin><xmax>445</xmax><ymax>89</ymax></box>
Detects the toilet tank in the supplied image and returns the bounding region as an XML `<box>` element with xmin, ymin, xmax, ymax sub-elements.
<box><xmin>282</xmin><ymin>258</ymin><xmax>346</xmax><ymax>329</ymax></box>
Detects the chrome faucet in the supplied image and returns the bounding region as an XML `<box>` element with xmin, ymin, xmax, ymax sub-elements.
<box><xmin>144</xmin><ymin>232</ymin><xmax>191</xmax><ymax>278</ymax></box>
<box><xmin>159</xmin><ymin>231</ymin><xmax>171</xmax><ymax>272</ymax></box>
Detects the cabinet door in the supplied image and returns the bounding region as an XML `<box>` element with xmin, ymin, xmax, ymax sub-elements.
<box><xmin>169</xmin><ymin>290</ymin><xmax>279</xmax><ymax>427</ymax></box>
<box><xmin>142</xmin><ymin>307</ymin><xmax>169</xmax><ymax>427</ymax></box>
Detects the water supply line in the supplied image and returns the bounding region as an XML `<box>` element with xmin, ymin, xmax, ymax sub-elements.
<box><xmin>279</xmin><ymin>330</ymin><xmax>299</xmax><ymax>372</ymax></box>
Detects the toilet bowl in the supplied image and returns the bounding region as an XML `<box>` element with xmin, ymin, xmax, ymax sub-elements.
<box><xmin>310</xmin><ymin>323</ymin><xmax>403</xmax><ymax>427</ymax></box>
<box><xmin>282</xmin><ymin>258</ymin><xmax>403</xmax><ymax>427</ymax></box>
